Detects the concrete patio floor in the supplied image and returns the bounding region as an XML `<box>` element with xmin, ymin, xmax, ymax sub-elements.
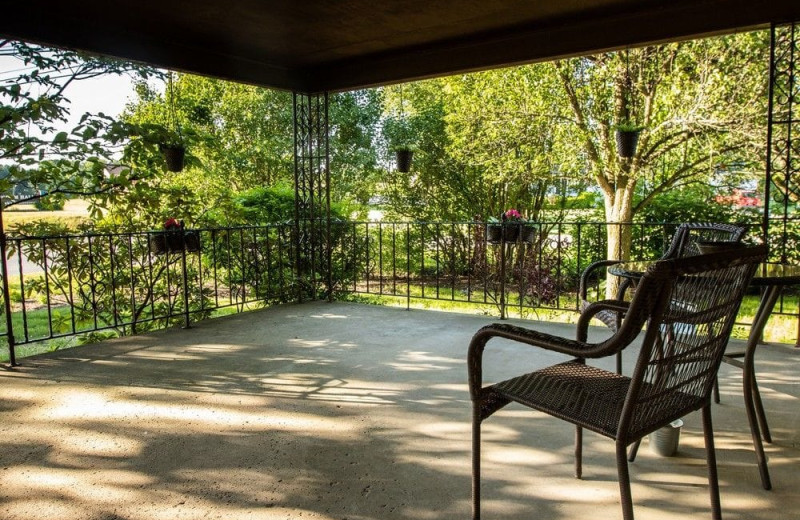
<box><xmin>0</xmin><ymin>301</ymin><xmax>798</xmax><ymax>520</ymax></box>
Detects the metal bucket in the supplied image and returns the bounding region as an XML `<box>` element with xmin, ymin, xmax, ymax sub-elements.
<box><xmin>649</xmin><ymin>419</ymin><xmax>683</xmax><ymax>456</ymax></box>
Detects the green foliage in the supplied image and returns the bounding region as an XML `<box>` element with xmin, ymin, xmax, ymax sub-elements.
<box><xmin>635</xmin><ymin>185</ymin><xmax>739</xmax><ymax>225</ymax></box>
<box><xmin>563</xmin><ymin>191</ymin><xmax>603</xmax><ymax>210</ymax></box>
<box><xmin>108</xmin><ymin>76</ymin><xmax>378</xmax><ymax>228</ymax></box>
<box><xmin>231</xmin><ymin>185</ymin><xmax>297</xmax><ymax>224</ymax></box>
<box><xmin>33</xmin><ymin>197</ymin><xmax>65</xmax><ymax>211</ymax></box>
<box><xmin>379</xmin><ymin>71</ymin><xmax>587</xmax><ymax>222</ymax></box>
<box><xmin>0</xmin><ymin>40</ymin><xmax>158</xmax><ymax>211</ymax></box>
<box><xmin>329</xmin><ymin>90</ymin><xmax>382</xmax><ymax>205</ymax></box>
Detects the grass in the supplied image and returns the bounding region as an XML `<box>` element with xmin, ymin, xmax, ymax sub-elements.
<box><xmin>3</xmin><ymin>199</ymin><xmax>91</xmax><ymax>232</ymax></box>
<box><xmin>3</xmin><ymin>291</ymin><xmax>796</xmax><ymax>363</ymax></box>
<box><xmin>343</xmin><ymin>287</ymin><xmax>799</xmax><ymax>345</ymax></box>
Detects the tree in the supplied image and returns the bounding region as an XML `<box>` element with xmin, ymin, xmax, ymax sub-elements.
<box><xmin>114</xmin><ymin>75</ymin><xmax>383</xmax><ymax>228</ymax></box>
<box><xmin>554</xmin><ymin>32</ymin><xmax>768</xmax><ymax>268</ymax></box>
<box><xmin>329</xmin><ymin>89</ymin><xmax>382</xmax><ymax>207</ymax></box>
<box><xmin>380</xmin><ymin>71</ymin><xmax>590</xmax><ymax>223</ymax></box>
<box><xmin>0</xmin><ymin>39</ymin><xmax>157</xmax><ymax>213</ymax></box>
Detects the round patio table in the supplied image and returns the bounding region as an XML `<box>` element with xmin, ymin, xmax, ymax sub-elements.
<box><xmin>609</xmin><ymin>260</ymin><xmax>800</xmax><ymax>491</ymax></box>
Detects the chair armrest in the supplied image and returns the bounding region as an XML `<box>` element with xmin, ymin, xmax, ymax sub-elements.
<box><xmin>579</xmin><ymin>259</ymin><xmax>623</xmax><ymax>300</ymax></box>
<box><xmin>576</xmin><ymin>300</ymin><xmax>631</xmax><ymax>341</ymax></box>
<box><xmin>468</xmin><ymin>322</ymin><xmax>626</xmax><ymax>399</ymax></box>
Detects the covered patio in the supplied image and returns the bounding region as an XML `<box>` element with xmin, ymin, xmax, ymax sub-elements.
<box><xmin>1</xmin><ymin>302</ymin><xmax>799</xmax><ymax>519</ymax></box>
<box><xmin>2</xmin><ymin>2</ymin><xmax>800</xmax><ymax>519</ymax></box>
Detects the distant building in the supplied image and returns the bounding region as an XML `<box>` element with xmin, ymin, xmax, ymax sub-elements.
<box><xmin>714</xmin><ymin>189</ymin><xmax>762</xmax><ymax>208</ymax></box>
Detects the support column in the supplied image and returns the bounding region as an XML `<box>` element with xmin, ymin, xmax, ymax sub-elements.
<box><xmin>765</xmin><ymin>22</ymin><xmax>799</xmax><ymax>263</ymax></box>
<box><xmin>293</xmin><ymin>92</ymin><xmax>332</xmax><ymax>301</ymax></box>
<box><xmin>0</xmin><ymin>202</ymin><xmax>16</xmax><ymax>366</ymax></box>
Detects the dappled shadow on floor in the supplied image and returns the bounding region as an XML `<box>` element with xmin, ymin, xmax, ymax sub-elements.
<box><xmin>0</xmin><ymin>301</ymin><xmax>798</xmax><ymax>520</ymax></box>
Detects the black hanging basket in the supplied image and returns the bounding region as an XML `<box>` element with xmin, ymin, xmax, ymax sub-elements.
<box><xmin>519</xmin><ymin>225</ymin><xmax>536</xmax><ymax>243</ymax></box>
<box><xmin>161</xmin><ymin>144</ymin><xmax>186</xmax><ymax>172</ymax></box>
<box><xmin>486</xmin><ymin>223</ymin><xmax>535</xmax><ymax>244</ymax></box>
<box><xmin>395</xmin><ymin>149</ymin><xmax>414</xmax><ymax>173</ymax></box>
<box><xmin>615</xmin><ymin>129</ymin><xmax>641</xmax><ymax>158</ymax></box>
<box><xmin>487</xmin><ymin>224</ymin><xmax>503</xmax><ymax>243</ymax></box>
<box><xmin>150</xmin><ymin>230</ymin><xmax>200</xmax><ymax>254</ymax></box>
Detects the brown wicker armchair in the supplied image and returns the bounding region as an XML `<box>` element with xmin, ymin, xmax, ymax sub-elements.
<box><xmin>578</xmin><ymin>222</ymin><xmax>747</xmax><ymax>373</ymax></box>
<box><xmin>469</xmin><ymin>245</ymin><xmax>765</xmax><ymax>520</ymax></box>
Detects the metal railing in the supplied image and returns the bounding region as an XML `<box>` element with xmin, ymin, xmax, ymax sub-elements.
<box><xmin>334</xmin><ymin>220</ymin><xmax>687</xmax><ymax>314</ymax></box>
<box><xmin>0</xmin><ymin>224</ymin><xmax>297</xmax><ymax>362</ymax></box>
<box><xmin>2</xmin><ymin>218</ymin><xmax>797</xmax><ymax>362</ymax></box>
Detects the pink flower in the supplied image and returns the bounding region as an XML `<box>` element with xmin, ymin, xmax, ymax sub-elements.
<box><xmin>504</xmin><ymin>209</ymin><xmax>523</xmax><ymax>221</ymax></box>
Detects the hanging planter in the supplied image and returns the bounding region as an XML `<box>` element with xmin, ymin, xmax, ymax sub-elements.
<box><xmin>486</xmin><ymin>210</ymin><xmax>536</xmax><ymax>244</ymax></box>
<box><xmin>395</xmin><ymin>148</ymin><xmax>414</xmax><ymax>172</ymax></box>
<box><xmin>614</xmin><ymin>124</ymin><xmax>643</xmax><ymax>158</ymax></box>
<box><xmin>486</xmin><ymin>223</ymin><xmax>503</xmax><ymax>243</ymax></box>
<box><xmin>149</xmin><ymin>218</ymin><xmax>201</xmax><ymax>254</ymax></box>
<box><xmin>159</xmin><ymin>71</ymin><xmax>187</xmax><ymax>172</ymax></box>
<box><xmin>160</xmin><ymin>143</ymin><xmax>186</xmax><ymax>172</ymax></box>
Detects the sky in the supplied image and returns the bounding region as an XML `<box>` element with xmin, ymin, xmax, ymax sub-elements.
<box><xmin>0</xmin><ymin>53</ymin><xmax>143</xmax><ymax>133</ymax></box>
<box><xmin>59</xmin><ymin>73</ymin><xmax>138</xmax><ymax>126</ymax></box>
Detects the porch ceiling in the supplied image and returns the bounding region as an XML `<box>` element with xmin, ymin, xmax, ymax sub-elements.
<box><xmin>2</xmin><ymin>1</ymin><xmax>799</xmax><ymax>93</ymax></box>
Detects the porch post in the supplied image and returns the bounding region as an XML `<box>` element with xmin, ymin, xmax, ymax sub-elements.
<box><xmin>0</xmin><ymin>201</ymin><xmax>16</xmax><ymax>366</ymax></box>
<box><xmin>292</xmin><ymin>92</ymin><xmax>332</xmax><ymax>302</ymax></box>
<box><xmin>765</xmin><ymin>22</ymin><xmax>798</xmax><ymax>263</ymax></box>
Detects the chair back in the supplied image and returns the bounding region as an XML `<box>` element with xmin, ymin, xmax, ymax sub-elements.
<box><xmin>662</xmin><ymin>222</ymin><xmax>747</xmax><ymax>259</ymax></box>
<box><xmin>617</xmin><ymin>245</ymin><xmax>764</xmax><ymax>442</ymax></box>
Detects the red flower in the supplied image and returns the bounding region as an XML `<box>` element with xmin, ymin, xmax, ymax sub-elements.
<box><xmin>164</xmin><ymin>218</ymin><xmax>181</xmax><ymax>230</ymax></box>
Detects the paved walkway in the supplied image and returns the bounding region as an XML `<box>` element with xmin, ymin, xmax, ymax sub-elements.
<box><xmin>0</xmin><ymin>302</ymin><xmax>798</xmax><ymax>519</ymax></box>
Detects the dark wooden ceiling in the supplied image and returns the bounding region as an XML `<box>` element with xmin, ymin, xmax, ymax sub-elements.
<box><xmin>2</xmin><ymin>1</ymin><xmax>798</xmax><ymax>92</ymax></box>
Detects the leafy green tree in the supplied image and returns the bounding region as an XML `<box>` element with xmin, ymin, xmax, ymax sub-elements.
<box><xmin>380</xmin><ymin>67</ymin><xmax>595</xmax><ymax>223</ymax></box>
<box><xmin>0</xmin><ymin>39</ymin><xmax>157</xmax><ymax>212</ymax></box>
<box><xmin>114</xmin><ymin>75</ymin><xmax>382</xmax><ymax>228</ymax></box>
<box><xmin>554</xmin><ymin>32</ymin><xmax>768</xmax><ymax>265</ymax></box>
<box><xmin>329</xmin><ymin>90</ymin><xmax>382</xmax><ymax>207</ymax></box>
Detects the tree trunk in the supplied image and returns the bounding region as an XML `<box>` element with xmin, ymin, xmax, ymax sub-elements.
<box><xmin>603</xmin><ymin>180</ymin><xmax>635</xmax><ymax>298</ymax></box>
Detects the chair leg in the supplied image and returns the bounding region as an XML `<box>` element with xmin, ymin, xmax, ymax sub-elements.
<box><xmin>750</xmin><ymin>371</ymin><xmax>772</xmax><ymax>443</ymax></box>
<box><xmin>702</xmin><ymin>405</ymin><xmax>723</xmax><ymax>520</ymax></box>
<box><xmin>616</xmin><ymin>352</ymin><xmax>623</xmax><ymax>374</ymax></box>
<box><xmin>616</xmin><ymin>439</ymin><xmax>635</xmax><ymax>520</ymax></box>
<box><xmin>713</xmin><ymin>376</ymin><xmax>721</xmax><ymax>404</ymax></box>
<box><xmin>627</xmin><ymin>439</ymin><xmax>641</xmax><ymax>462</ymax></box>
<box><xmin>472</xmin><ymin>405</ymin><xmax>482</xmax><ymax>520</ymax></box>
<box><xmin>575</xmin><ymin>426</ymin><xmax>583</xmax><ymax>479</ymax></box>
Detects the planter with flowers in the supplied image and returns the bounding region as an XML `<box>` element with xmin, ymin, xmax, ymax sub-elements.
<box><xmin>614</xmin><ymin>122</ymin><xmax>644</xmax><ymax>158</ymax></box>
<box><xmin>487</xmin><ymin>209</ymin><xmax>536</xmax><ymax>244</ymax></box>
<box><xmin>150</xmin><ymin>218</ymin><xmax>200</xmax><ymax>254</ymax></box>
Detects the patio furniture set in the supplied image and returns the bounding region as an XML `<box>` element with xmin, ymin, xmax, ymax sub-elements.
<box><xmin>469</xmin><ymin>223</ymin><xmax>799</xmax><ymax>520</ymax></box>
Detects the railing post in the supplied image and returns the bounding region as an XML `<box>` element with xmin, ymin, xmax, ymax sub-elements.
<box><xmin>0</xmin><ymin>202</ymin><xmax>16</xmax><ymax>366</ymax></box>
<box><xmin>406</xmin><ymin>222</ymin><xmax>411</xmax><ymax>310</ymax></box>
<box><xmin>499</xmin><ymin>224</ymin><xmax>506</xmax><ymax>320</ymax></box>
<box><xmin>181</xmin><ymin>227</ymin><xmax>191</xmax><ymax>329</ymax></box>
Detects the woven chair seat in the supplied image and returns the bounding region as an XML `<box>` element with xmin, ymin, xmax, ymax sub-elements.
<box><xmin>489</xmin><ymin>361</ymin><xmax>700</xmax><ymax>441</ymax></box>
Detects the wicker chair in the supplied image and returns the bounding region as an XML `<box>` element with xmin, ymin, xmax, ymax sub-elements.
<box><xmin>469</xmin><ymin>245</ymin><xmax>765</xmax><ymax>520</ymax></box>
<box><xmin>578</xmin><ymin>222</ymin><xmax>747</xmax><ymax>373</ymax></box>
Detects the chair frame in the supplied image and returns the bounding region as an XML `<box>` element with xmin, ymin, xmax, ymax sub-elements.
<box><xmin>470</xmin><ymin>245</ymin><xmax>765</xmax><ymax>520</ymax></box>
<box><xmin>578</xmin><ymin>222</ymin><xmax>748</xmax><ymax>373</ymax></box>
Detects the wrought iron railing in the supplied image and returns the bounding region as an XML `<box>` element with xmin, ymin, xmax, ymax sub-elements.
<box><xmin>0</xmin><ymin>224</ymin><xmax>297</xmax><ymax>362</ymax></box>
<box><xmin>1</xmin><ymin>218</ymin><xmax>797</xmax><ymax>362</ymax></box>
